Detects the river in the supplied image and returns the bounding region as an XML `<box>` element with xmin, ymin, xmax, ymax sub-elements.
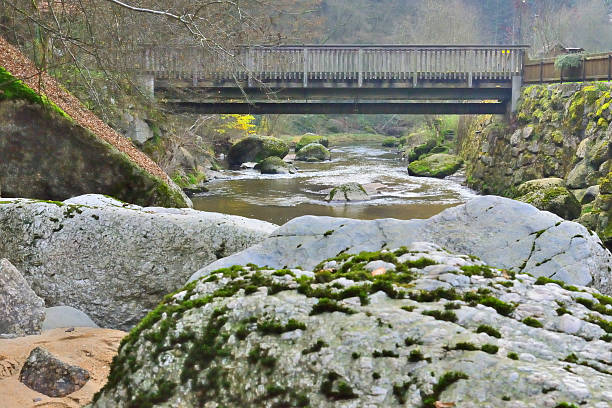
<box><xmin>192</xmin><ymin>142</ymin><xmax>477</xmax><ymax>225</ymax></box>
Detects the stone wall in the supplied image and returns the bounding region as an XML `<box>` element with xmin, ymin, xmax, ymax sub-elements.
<box><xmin>457</xmin><ymin>82</ymin><xmax>612</xmax><ymax>246</ymax></box>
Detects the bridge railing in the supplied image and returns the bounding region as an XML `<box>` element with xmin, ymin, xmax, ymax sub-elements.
<box><xmin>134</xmin><ymin>45</ymin><xmax>528</xmax><ymax>86</ymax></box>
<box><xmin>523</xmin><ymin>52</ymin><xmax>612</xmax><ymax>83</ymax></box>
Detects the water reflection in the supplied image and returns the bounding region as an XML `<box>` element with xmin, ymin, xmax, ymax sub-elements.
<box><xmin>192</xmin><ymin>143</ymin><xmax>477</xmax><ymax>225</ymax></box>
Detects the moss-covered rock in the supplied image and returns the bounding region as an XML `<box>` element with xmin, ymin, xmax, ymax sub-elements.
<box><xmin>408</xmin><ymin>154</ymin><xmax>463</xmax><ymax>178</ymax></box>
<box><xmin>295</xmin><ymin>143</ymin><xmax>331</xmax><ymax>162</ymax></box>
<box><xmin>228</xmin><ymin>136</ymin><xmax>289</xmax><ymax>166</ymax></box>
<box><xmin>516</xmin><ymin>182</ymin><xmax>581</xmax><ymax>220</ymax></box>
<box><xmin>257</xmin><ymin>156</ymin><xmax>296</xmax><ymax>175</ymax></box>
<box><xmin>382</xmin><ymin>137</ymin><xmax>399</xmax><ymax>147</ymax></box>
<box><xmin>295</xmin><ymin>133</ymin><xmax>329</xmax><ymax>152</ymax></box>
<box><xmin>324</xmin><ymin>182</ymin><xmax>368</xmax><ymax>202</ymax></box>
<box><xmin>0</xmin><ymin>100</ymin><xmax>191</xmax><ymax>208</ymax></box>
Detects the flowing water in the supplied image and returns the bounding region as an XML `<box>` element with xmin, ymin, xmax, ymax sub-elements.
<box><xmin>192</xmin><ymin>142</ymin><xmax>478</xmax><ymax>225</ymax></box>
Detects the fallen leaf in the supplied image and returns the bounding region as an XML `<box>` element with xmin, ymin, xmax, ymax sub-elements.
<box><xmin>371</xmin><ymin>267</ymin><xmax>387</xmax><ymax>276</ymax></box>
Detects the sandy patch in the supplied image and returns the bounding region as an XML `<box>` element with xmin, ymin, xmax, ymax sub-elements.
<box><xmin>0</xmin><ymin>328</ymin><xmax>126</xmax><ymax>408</ymax></box>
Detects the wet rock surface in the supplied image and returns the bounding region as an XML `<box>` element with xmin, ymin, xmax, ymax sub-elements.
<box><xmin>19</xmin><ymin>347</ymin><xmax>90</xmax><ymax>397</ymax></box>
<box><xmin>93</xmin><ymin>243</ymin><xmax>612</xmax><ymax>408</ymax></box>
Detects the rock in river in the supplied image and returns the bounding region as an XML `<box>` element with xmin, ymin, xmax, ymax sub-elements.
<box><xmin>257</xmin><ymin>156</ymin><xmax>296</xmax><ymax>174</ymax></box>
<box><xmin>0</xmin><ymin>194</ymin><xmax>277</xmax><ymax>330</ymax></box>
<box><xmin>324</xmin><ymin>182</ymin><xmax>369</xmax><ymax>202</ymax></box>
<box><xmin>92</xmin><ymin>243</ymin><xmax>612</xmax><ymax>407</ymax></box>
<box><xmin>295</xmin><ymin>142</ymin><xmax>331</xmax><ymax>162</ymax></box>
<box><xmin>192</xmin><ymin>196</ymin><xmax>612</xmax><ymax>296</ymax></box>
<box><xmin>408</xmin><ymin>153</ymin><xmax>463</xmax><ymax>178</ymax></box>
<box><xmin>228</xmin><ymin>136</ymin><xmax>289</xmax><ymax>166</ymax></box>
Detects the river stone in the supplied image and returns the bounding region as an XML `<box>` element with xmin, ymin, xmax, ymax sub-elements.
<box><xmin>42</xmin><ymin>306</ymin><xmax>98</xmax><ymax>330</ymax></box>
<box><xmin>93</xmin><ymin>245</ymin><xmax>612</xmax><ymax>407</ymax></box>
<box><xmin>191</xmin><ymin>196</ymin><xmax>612</xmax><ymax>295</ymax></box>
<box><xmin>257</xmin><ymin>156</ymin><xmax>296</xmax><ymax>175</ymax></box>
<box><xmin>516</xmin><ymin>178</ymin><xmax>566</xmax><ymax>196</ymax></box>
<box><xmin>295</xmin><ymin>133</ymin><xmax>329</xmax><ymax>152</ymax></box>
<box><xmin>325</xmin><ymin>182</ymin><xmax>369</xmax><ymax>202</ymax></box>
<box><xmin>125</xmin><ymin>115</ymin><xmax>154</xmax><ymax>145</ymax></box>
<box><xmin>228</xmin><ymin>136</ymin><xmax>289</xmax><ymax>166</ymax></box>
<box><xmin>19</xmin><ymin>347</ymin><xmax>90</xmax><ymax>397</ymax></box>
<box><xmin>296</xmin><ymin>143</ymin><xmax>331</xmax><ymax>162</ymax></box>
<box><xmin>407</xmin><ymin>154</ymin><xmax>463</xmax><ymax>178</ymax></box>
<box><xmin>0</xmin><ymin>259</ymin><xmax>45</xmax><ymax>337</ymax></box>
<box><xmin>0</xmin><ymin>195</ymin><xmax>277</xmax><ymax>330</ymax></box>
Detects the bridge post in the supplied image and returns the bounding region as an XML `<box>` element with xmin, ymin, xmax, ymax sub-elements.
<box><xmin>358</xmin><ymin>48</ymin><xmax>363</xmax><ymax>87</ymax></box>
<box><xmin>303</xmin><ymin>48</ymin><xmax>309</xmax><ymax>88</ymax></box>
<box><xmin>247</xmin><ymin>47</ymin><xmax>254</xmax><ymax>88</ymax></box>
<box><xmin>511</xmin><ymin>75</ymin><xmax>522</xmax><ymax>113</ymax></box>
<box><xmin>136</xmin><ymin>74</ymin><xmax>154</xmax><ymax>99</ymax></box>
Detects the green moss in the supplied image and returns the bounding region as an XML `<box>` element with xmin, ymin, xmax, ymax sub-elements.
<box><xmin>257</xmin><ymin>318</ymin><xmax>306</xmax><ymax>335</ymax></box>
<box><xmin>460</xmin><ymin>265</ymin><xmax>495</xmax><ymax>278</ymax></box>
<box><xmin>422</xmin><ymin>309</ymin><xmax>458</xmax><ymax>323</ymax></box>
<box><xmin>295</xmin><ymin>134</ymin><xmax>328</xmax><ymax>151</ymax></box>
<box><xmin>0</xmin><ymin>66</ymin><xmax>70</xmax><ymax>119</ymax></box>
<box><xmin>382</xmin><ymin>137</ymin><xmax>399</xmax><ymax>147</ymax></box>
<box><xmin>310</xmin><ymin>298</ymin><xmax>355</xmax><ymax>315</ymax></box>
<box><xmin>302</xmin><ymin>339</ymin><xmax>328</xmax><ymax>355</ymax></box>
<box><xmin>555</xmin><ymin>403</ymin><xmax>579</xmax><ymax>408</ymax></box>
<box><xmin>405</xmin><ymin>336</ymin><xmax>423</xmax><ymax>347</ymax></box>
<box><xmin>556</xmin><ymin>306</ymin><xmax>571</xmax><ymax>316</ymax></box>
<box><xmin>320</xmin><ymin>372</ymin><xmax>358</xmax><ymax>400</ymax></box>
<box><xmin>481</xmin><ymin>344</ymin><xmax>499</xmax><ymax>354</ymax></box>
<box><xmin>507</xmin><ymin>352</ymin><xmax>519</xmax><ymax>360</ymax></box>
<box><xmin>449</xmin><ymin>342</ymin><xmax>478</xmax><ymax>351</ymax></box>
<box><xmin>372</xmin><ymin>349</ymin><xmax>399</xmax><ymax>358</ymax></box>
<box><xmin>420</xmin><ymin>371</ymin><xmax>469</xmax><ymax>408</ymax></box>
<box><xmin>522</xmin><ymin>317</ymin><xmax>544</xmax><ymax>328</ymax></box>
<box><xmin>476</xmin><ymin>324</ymin><xmax>502</xmax><ymax>338</ymax></box>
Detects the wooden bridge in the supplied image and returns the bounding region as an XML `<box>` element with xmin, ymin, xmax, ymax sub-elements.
<box><xmin>134</xmin><ymin>45</ymin><xmax>529</xmax><ymax>115</ymax></box>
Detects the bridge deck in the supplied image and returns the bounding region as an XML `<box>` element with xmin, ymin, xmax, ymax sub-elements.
<box><xmin>133</xmin><ymin>45</ymin><xmax>527</xmax><ymax>114</ymax></box>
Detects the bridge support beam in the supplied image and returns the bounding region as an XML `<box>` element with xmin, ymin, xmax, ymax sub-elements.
<box><xmin>164</xmin><ymin>102</ymin><xmax>508</xmax><ymax>115</ymax></box>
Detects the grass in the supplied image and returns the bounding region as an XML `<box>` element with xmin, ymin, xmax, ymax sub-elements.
<box><xmin>507</xmin><ymin>352</ymin><xmax>519</xmax><ymax>360</ymax></box>
<box><xmin>309</xmin><ymin>298</ymin><xmax>355</xmax><ymax>315</ymax></box>
<box><xmin>257</xmin><ymin>318</ymin><xmax>306</xmax><ymax>335</ymax></box>
<box><xmin>481</xmin><ymin>344</ymin><xmax>499</xmax><ymax>354</ymax></box>
<box><xmin>422</xmin><ymin>309</ymin><xmax>458</xmax><ymax>323</ymax></box>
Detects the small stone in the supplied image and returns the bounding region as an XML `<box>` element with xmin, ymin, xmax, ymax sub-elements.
<box><xmin>364</xmin><ymin>261</ymin><xmax>396</xmax><ymax>273</ymax></box>
<box><xmin>558</xmin><ymin>314</ymin><xmax>582</xmax><ymax>334</ymax></box>
<box><xmin>19</xmin><ymin>347</ymin><xmax>90</xmax><ymax>397</ymax></box>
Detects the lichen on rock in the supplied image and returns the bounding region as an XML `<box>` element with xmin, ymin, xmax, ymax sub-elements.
<box><xmin>295</xmin><ymin>142</ymin><xmax>331</xmax><ymax>162</ymax></box>
<box><xmin>92</xmin><ymin>243</ymin><xmax>612</xmax><ymax>407</ymax></box>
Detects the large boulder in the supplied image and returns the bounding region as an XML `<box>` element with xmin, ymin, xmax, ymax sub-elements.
<box><xmin>0</xmin><ymin>259</ymin><xmax>45</xmax><ymax>337</ymax></box>
<box><xmin>192</xmin><ymin>196</ymin><xmax>612</xmax><ymax>295</ymax></box>
<box><xmin>228</xmin><ymin>136</ymin><xmax>289</xmax><ymax>166</ymax></box>
<box><xmin>295</xmin><ymin>133</ymin><xmax>329</xmax><ymax>152</ymax></box>
<box><xmin>408</xmin><ymin>154</ymin><xmax>463</xmax><ymax>178</ymax></box>
<box><xmin>257</xmin><ymin>156</ymin><xmax>296</xmax><ymax>175</ymax></box>
<box><xmin>0</xmin><ymin>194</ymin><xmax>277</xmax><ymax>330</ymax></box>
<box><xmin>19</xmin><ymin>347</ymin><xmax>90</xmax><ymax>397</ymax></box>
<box><xmin>0</xmin><ymin>100</ymin><xmax>190</xmax><ymax>208</ymax></box>
<box><xmin>516</xmin><ymin>178</ymin><xmax>582</xmax><ymax>220</ymax></box>
<box><xmin>295</xmin><ymin>143</ymin><xmax>331</xmax><ymax>162</ymax></box>
<box><xmin>93</xmin><ymin>244</ymin><xmax>612</xmax><ymax>407</ymax></box>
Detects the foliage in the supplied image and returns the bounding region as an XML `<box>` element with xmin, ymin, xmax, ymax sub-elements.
<box><xmin>554</xmin><ymin>54</ymin><xmax>584</xmax><ymax>71</ymax></box>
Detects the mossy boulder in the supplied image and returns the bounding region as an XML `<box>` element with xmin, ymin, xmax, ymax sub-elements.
<box><xmin>408</xmin><ymin>154</ymin><xmax>463</xmax><ymax>178</ymax></box>
<box><xmin>382</xmin><ymin>137</ymin><xmax>399</xmax><ymax>147</ymax></box>
<box><xmin>407</xmin><ymin>139</ymin><xmax>437</xmax><ymax>161</ymax></box>
<box><xmin>0</xmin><ymin>100</ymin><xmax>190</xmax><ymax>208</ymax></box>
<box><xmin>517</xmin><ymin>184</ymin><xmax>581</xmax><ymax>220</ymax></box>
<box><xmin>257</xmin><ymin>156</ymin><xmax>296</xmax><ymax>175</ymax></box>
<box><xmin>324</xmin><ymin>182</ymin><xmax>368</xmax><ymax>202</ymax></box>
<box><xmin>295</xmin><ymin>143</ymin><xmax>331</xmax><ymax>162</ymax></box>
<box><xmin>228</xmin><ymin>136</ymin><xmax>289</xmax><ymax>166</ymax></box>
<box><xmin>295</xmin><ymin>133</ymin><xmax>329</xmax><ymax>152</ymax></box>
<box><xmin>516</xmin><ymin>178</ymin><xmax>566</xmax><ymax>196</ymax></box>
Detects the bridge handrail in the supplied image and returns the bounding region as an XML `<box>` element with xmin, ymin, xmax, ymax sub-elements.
<box><xmin>133</xmin><ymin>44</ymin><xmax>528</xmax><ymax>85</ymax></box>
